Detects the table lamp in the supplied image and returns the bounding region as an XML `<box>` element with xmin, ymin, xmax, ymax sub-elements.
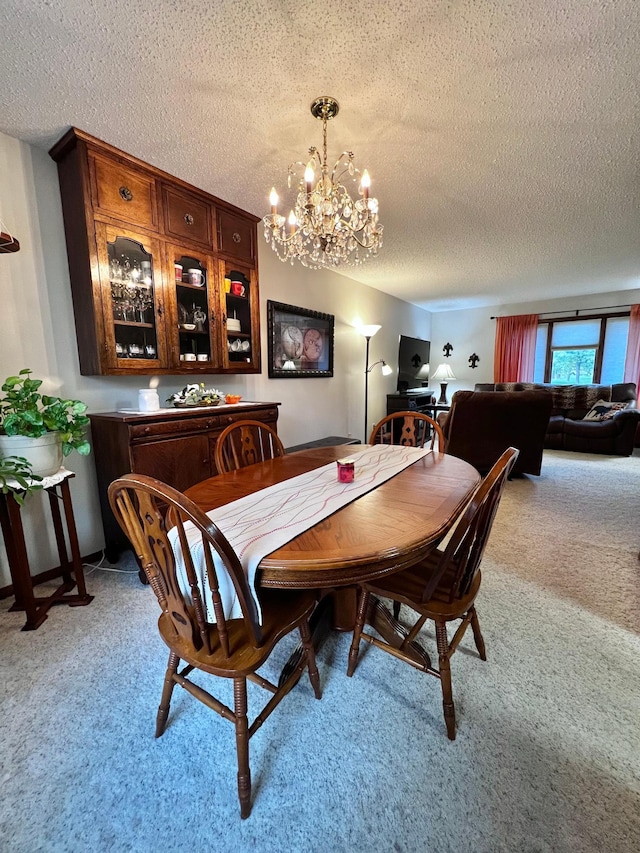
<box><xmin>431</xmin><ymin>363</ymin><xmax>456</xmax><ymax>405</ymax></box>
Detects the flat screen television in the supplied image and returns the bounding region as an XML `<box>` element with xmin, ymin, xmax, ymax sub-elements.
<box><xmin>397</xmin><ymin>334</ymin><xmax>431</xmax><ymax>393</ymax></box>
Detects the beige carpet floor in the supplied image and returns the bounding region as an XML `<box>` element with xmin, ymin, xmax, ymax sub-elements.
<box><xmin>489</xmin><ymin>448</ymin><xmax>640</xmax><ymax>633</ymax></box>
<box><xmin>0</xmin><ymin>448</ymin><xmax>639</xmax><ymax>852</ymax></box>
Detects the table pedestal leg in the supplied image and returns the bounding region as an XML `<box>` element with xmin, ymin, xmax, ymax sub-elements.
<box><xmin>277</xmin><ymin>593</ymin><xmax>334</xmax><ymax>688</ymax></box>
<box><xmin>364</xmin><ymin>596</ymin><xmax>433</xmax><ymax>671</ymax></box>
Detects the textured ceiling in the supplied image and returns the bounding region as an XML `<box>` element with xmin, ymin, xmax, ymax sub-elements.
<box><xmin>1</xmin><ymin>0</ymin><xmax>639</xmax><ymax>311</ymax></box>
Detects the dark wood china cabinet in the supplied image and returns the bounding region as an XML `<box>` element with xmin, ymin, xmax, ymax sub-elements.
<box><xmin>49</xmin><ymin>128</ymin><xmax>261</xmax><ymax>376</ymax></box>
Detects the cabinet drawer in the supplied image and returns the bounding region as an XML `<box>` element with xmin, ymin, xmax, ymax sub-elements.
<box><xmin>218</xmin><ymin>407</ymin><xmax>278</xmax><ymax>428</ymax></box>
<box><xmin>162</xmin><ymin>186</ymin><xmax>213</xmax><ymax>247</ymax></box>
<box><xmin>90</xmin><ymin>153</ymin><xmax>157</xmax><ymax>229</ymax></box>
<box><xmin>129</xmin><ymin>414</ymin><xmax>220</xmax><ymax>441</ymax></box>
<box><xmin>217</xmin><ymin>210</ymin><xmax>255</xmax><ymax>263</ymax></box>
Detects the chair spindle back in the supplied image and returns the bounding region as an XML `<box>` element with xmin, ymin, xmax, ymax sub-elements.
<box><xmin>420</xmin><ymin>447</ymin><xmax>519</xmax><ymax>604</ymax></box>
<box><xmin>369</xmin><ymin>411</ymin><xmax>444</xmax><ymax>451</ymax></box>
<box><xmin>214</xmin><ymin>420</ymin><xmax>285</xmax><ymax>474</ymax></box>
<box><xmin>108</xmin><ymin>474</ymin><xmax>263</xmax><ymax>657</ymax></box>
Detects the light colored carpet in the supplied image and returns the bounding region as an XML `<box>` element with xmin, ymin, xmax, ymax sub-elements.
<box><xmin>1</xmin><ymin>449</ymin><xmax>639</xmax><ymax>853</ymax></box>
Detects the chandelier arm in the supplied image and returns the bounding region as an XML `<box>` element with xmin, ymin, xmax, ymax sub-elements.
<box><xmin>289</xmin><ymin>150</ymin><xmax>322</xmax><ymax>171</ymax></box>
<box><xmin>288</xmin><ymin>150</ymin><xmax>324</xmax><ymax>191</ymax></box>
<box><xmin>344</xmin><ymin>231</ymin><xmax>379</xmax><ymax>250</ymax></box>
<box><xmin>330</xmin><ymin>153</ymin><xmax>358</xmax><ymax>184</ymax></box>
<box><xmin>332</xmin><ymin>167</ymin><xmax>356</xmax><ymax>186</ymax></box>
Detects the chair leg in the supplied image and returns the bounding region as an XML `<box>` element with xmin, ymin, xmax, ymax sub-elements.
<box><xmin>469</xmin><ymin>606</ymin><xmax>487</xmax><ymax>661</ymax></box>
<box><xmin>347</xmin><ymin>588</ymin><xmax>370</xmax><ymax>677</ymax></box>
<box><xmin>299</xmin><ymin>619</ymin><xmax>322</xmax><ymax>699</ymax></box>
<box><xmin>155</xmin><ymin>650</ymin><xmax>179</xmax><ymax>738</ymax></box>
<box><xmin>233</xmin><ymin>677</ymin><xmax>251</xmax><ymax>819</ymax></box>
<box><xmin>435</xmin><ymin>620</ymin><xmax>456</xmax><ymax>741</ymax></box>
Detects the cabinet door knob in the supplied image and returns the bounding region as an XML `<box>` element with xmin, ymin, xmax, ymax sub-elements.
<box><xmin>144</xmin><ymin>427</ymin><xmax>151</xmax><ymax>433</ymax></box>
<box><xmin>210</xmin><ymin>310</ymin><xmax>215</xmax><ymax>322</ymax></box>
<box><xmin>184</xmin><ymin>213</ymin><xmax>194</xmax><ymax>226</ymax></box>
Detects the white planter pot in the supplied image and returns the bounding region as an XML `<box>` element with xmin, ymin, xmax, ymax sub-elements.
<box><xmin>0</xmin><ymin>432</ymin><xmax>63</xmax><ymax>477</ymax></box>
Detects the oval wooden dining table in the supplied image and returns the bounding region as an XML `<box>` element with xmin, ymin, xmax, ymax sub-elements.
<box><xmin>184</xmin><ymin>445</ymin><xmax>481</xmax><ymax>631</ymax></box>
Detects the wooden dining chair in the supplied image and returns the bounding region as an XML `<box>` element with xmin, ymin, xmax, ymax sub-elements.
<box><xmin>369</xmin><ymin>410</ymin><xmax>445</xmax><ymax>620</ymax></box>
<box><xmin>369</xmin><ymin>411</ymin><xmax>444</xmax><ymax>452</ymax></box>
<box><xmin>214</xmin><ymin>419</ymin><xmax>285</xmax><ymax>474</ymax></box>
<box><xmin>346</xmin><ymin>447</ymin><xmax>519</xmax><ymax>740</ymax></box>
<box><xmin>108</xmin><ymin>473</ymin><xmax>321</xmax><ymax>819</ymax></box>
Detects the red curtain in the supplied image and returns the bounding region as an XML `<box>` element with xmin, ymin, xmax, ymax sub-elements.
<box><xmin>623</xmin><ymin>304</ymin><xmax>640</xmax><ymax>391</ymax></box>
<box><xmin>494</xmin><ymin>314</ymin><xmax>539</xmax><ymax>382</ymax></box>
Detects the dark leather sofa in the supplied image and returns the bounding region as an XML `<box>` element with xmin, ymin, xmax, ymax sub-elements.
<box><xmin>475</xmin><ymin>382</ymin><xmax>639</xmax><ymax>456</ymax></box>
<box><xmin>440</xmin><ymin>389</ymin><xmax>552</xmax><ymax>476</ymax></box>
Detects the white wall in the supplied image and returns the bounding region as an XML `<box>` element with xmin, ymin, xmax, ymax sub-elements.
<box><xmin>0</xmin><ymin>131</ymin><xmax>430</xmax><ymax>586</ymax></box>
<box><xmin>431</xmin><ymin>288</ymin><xmax>640</xmax><ymax>399</ymax></box>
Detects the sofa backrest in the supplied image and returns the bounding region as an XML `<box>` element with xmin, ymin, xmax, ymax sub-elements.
<box><xmin>445</xmin><ymin>389</ymin><xmax>552</xmax><ymax>476</ymax></box>
<box><xmin>474</xmin><ymin>382</ymin><xmax>637</xmax><ymax>417</ymax></box>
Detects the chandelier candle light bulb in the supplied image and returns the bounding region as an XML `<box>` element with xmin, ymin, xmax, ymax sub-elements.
<box><xmin>305</xmin><ymin>162</ymin><xmax>315</xmax><ymax>194</ymax></box>
<box><xmin>361</xmin><ymin>169</ymin><xmax>370</xmax><ymax>200</ymax></box>
<box><xmin>269</xmin><ymin>188</ymin><xmax>279</xmax><ymax>215</ymax></box>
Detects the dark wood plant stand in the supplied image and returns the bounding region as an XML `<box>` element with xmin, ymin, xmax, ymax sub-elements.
<box><xmin>0</xmin><ymin>470</ymin><xmax>93</xmax><ymax>630</ymax></box>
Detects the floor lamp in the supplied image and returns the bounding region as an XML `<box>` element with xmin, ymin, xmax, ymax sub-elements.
<box><xmin>358</xmin><ymin>325</ymin><xmax>392</xmax><ymax>442</ymax></box>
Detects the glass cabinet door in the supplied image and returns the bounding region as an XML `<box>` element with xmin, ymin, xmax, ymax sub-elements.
<box><xmin>168</xmin><ymin>247</ymin><xmax>221</xmax><ymax>370</ymax></box>
<box><xmin>220</xmin><ymin>260</ymin><xmax>260</xmax><ymax>372</ymax></box>
<box><xmin>97</xmin><ymin>224</ymin><xmax>167</xmax><ymax>369</ymax></box>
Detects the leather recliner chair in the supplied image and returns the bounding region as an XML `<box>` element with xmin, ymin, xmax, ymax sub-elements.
<box><xmin>440</xmin><ymin>389</ymin><xmax>552</xmax><ymax>476</ymax></box>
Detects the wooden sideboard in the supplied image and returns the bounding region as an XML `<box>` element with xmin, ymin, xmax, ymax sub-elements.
<box><xmin>89</xmin><ymin>402</ymin><xmax>280</xmax><ymax>560</ymax></box>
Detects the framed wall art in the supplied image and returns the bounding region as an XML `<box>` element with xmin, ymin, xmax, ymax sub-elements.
<box><xmin>267</xmin><ymin>300</ymin><xmax>334</xmax><ymax>378</ymax></box>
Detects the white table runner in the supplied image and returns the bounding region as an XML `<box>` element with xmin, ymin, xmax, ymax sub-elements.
<box><xmin>169</xmin><ymin>444</ymin><xmax>431</xmax><ymax>623</ymax></box>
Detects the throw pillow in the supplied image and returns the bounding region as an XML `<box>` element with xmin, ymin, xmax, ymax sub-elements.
<box><xmin>583</xmin><ymin>399</ymin><xmax>628</xmax><ymax>421</ymax></box>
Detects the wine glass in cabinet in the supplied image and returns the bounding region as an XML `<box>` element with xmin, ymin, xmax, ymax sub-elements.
<box><xmin>97</xmin><ymin>224</ymin><xmax>168</xmax><ymax>371</ymax></box>
<box><xmin>168</xmin><ymin>246</ymin><xmax>221</xmax><ymax>370</ymax></box>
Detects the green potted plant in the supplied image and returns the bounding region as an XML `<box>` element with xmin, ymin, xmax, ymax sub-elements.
<box><xmin>0</xmin><ymin>369</ymin><xmax>91</xmax><ymax>477</ymax></box>
<box><xmin>0</xmin><ymin>455</ymin><xmax>43</xmax><ymax>505</ymax></box>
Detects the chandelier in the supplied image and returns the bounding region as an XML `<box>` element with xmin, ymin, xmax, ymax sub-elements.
<box><xmin>262</xmin><ymin>97</ymin><xmax>383</xmax><ymax>269</ymax></box>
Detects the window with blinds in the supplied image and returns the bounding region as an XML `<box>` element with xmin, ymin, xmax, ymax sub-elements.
<box><xmin>533</xmin><ymin>314</ymin><xmax>630</xmax><ymax>384</ymax></box>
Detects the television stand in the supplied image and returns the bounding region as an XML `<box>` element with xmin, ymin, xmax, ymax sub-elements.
<box><xmin>387</xmin><ymin>390</ymin><xmax>435</xmax><ymax>416</ymax></box>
